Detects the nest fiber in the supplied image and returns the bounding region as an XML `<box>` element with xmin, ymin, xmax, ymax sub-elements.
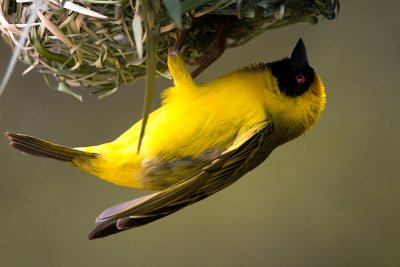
<box><xmin>0</xmin><ymin>0</ymin><xmax>339</xmax><ymax>97</ymax></box>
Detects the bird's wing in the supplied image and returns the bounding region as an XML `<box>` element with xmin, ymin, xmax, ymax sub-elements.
<box><xmin>88</xmin><ymin>121</ymin><xmax>275</xmax><ymax>239</ymax></box>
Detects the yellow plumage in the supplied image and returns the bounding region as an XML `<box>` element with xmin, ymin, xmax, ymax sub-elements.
<box><xmin>6</xmin><ymin>39</ymin><xmax>326</xmax><ymax>239</ymax></box>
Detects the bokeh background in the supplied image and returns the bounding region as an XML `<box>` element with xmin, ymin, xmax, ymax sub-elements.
<box><xmin>1</xmin><ymin>1</ymin><xmax>399</xmax><ymax>266</ymax></box>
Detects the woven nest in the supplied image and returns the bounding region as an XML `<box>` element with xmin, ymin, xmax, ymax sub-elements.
<box><xmin>0</xmin><ymin>0</ymin><xmax>339</xmax><ymax>98</ymax></box>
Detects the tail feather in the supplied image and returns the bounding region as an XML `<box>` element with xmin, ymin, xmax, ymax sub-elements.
<box><xmin>5</xmin><ymin>132</ymin><xmax>98</xmax><ymax>164</ymax></box>
<box><xmin>88</xmin><ymin>214</ymin><xmax>169</xmax><ymax>240</ymax></box>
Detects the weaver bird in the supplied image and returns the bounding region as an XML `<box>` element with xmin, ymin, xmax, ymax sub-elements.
<box><xmin>6</xmin><ymin>39</ymin><xmax>326</xmax><ymax>239</ymax></box>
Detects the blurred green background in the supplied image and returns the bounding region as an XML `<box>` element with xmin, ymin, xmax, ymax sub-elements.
<box><xmin>1</xmin><ymin>1</ymin><xmax>399</xmax><ymax>266</ymax></box>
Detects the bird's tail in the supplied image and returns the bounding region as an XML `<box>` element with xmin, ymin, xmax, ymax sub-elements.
<box><xmin>5</xmin><ymin>132</ymin><xmax>98</xmax><ymax>164</ymax></box>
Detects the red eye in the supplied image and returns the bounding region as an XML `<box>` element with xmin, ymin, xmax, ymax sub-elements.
<box><xmin>296</xmin><ymin>74</ymin><xmax>306</xmax><ymax>84</ymax></box>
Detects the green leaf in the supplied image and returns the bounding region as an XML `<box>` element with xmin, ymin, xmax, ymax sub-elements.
<box><xmin>162</xmin><ymin>0</ymin><xmax>182</xmax><ymax>28</ymax></box>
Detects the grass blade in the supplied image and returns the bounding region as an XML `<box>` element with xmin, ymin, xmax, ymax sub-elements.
<box><xmin>57</xmin><ymin>82</ymin><xmax>83</xmax><ymax>101</ymax></box>
<box><xmin>162</xmin><ymin>0</ymin><xmax>182</xmax><ymax>28</ymax></box>
<box><xmin>137</xmin><ymin>27</ymin><xmax>159</xmax><ymax>153</ymax></box>
<box><xmin>36</xmin><ymin>11</ymin><xmax>74</xmax><ymax>47</ymax></box>
<box><xmin>132</xmin><ymin>0</ymin><xmax>144</xmax><ymax>59</ymax></box>
<box><xmin>61</xmin><ymin>1</ymin><xmax>107</xmax><ymax>19</ymax></box>
<box><xmin>0</xmin><ymin>0</ymin><xmax>41</xmax><ymax>98</ymax></box>
<box><xmin>137</xmin><ymin>0</ymin><xmax>160</xmax><ymax>153</ymax></box>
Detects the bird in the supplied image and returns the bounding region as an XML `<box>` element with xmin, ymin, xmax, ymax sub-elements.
<box><xmin>5</xmin><ymin>38</ymin><xmax>326</xmax><ymax>239</ymax></box>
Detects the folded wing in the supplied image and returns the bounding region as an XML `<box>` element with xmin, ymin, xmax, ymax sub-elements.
<box><xmin>88</xmin><ymin>121</ymin><xmax>275</xmax><ymax>239</ymax></box>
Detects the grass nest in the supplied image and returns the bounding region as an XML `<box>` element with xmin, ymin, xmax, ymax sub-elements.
<box><xmin>0</xmin><ymin>0</ymin><xmax>339</xmax><ymax>99</ymax></box>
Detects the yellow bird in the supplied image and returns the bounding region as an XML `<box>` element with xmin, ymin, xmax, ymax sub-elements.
<box><xmin>6</xmin><ymin>39</ymin><xmax>326</xmax><ymax>239</ymax></box>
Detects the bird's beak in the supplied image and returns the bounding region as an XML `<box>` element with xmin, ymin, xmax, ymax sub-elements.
<box><xmin>290</xmin><ymin>38</ymin><xmax>309</xmax><ymax>68</ymax></box>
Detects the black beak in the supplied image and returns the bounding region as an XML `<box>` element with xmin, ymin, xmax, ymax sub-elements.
<box><xmin>290</xmin><ymin>38</ymin><xmax>309</xmax><ymax>68</ymax></box>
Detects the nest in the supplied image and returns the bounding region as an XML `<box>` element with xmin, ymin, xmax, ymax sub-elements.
<box><xmin>0</xmin><ymin>0</ymin><xmax>339</xmax><ymax>98</ymax></box>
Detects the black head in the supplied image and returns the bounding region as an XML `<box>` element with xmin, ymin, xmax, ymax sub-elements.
<box><xmin>268</xmin><ymin>39</ymin><xmax>315</xmax><ymax>97</ymax></box>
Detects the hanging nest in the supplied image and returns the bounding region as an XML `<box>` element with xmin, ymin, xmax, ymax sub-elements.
<box><xmin>0</xmin><ymin>0</ymin><xmax>339</xmax><ymax>99</ymax></box>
